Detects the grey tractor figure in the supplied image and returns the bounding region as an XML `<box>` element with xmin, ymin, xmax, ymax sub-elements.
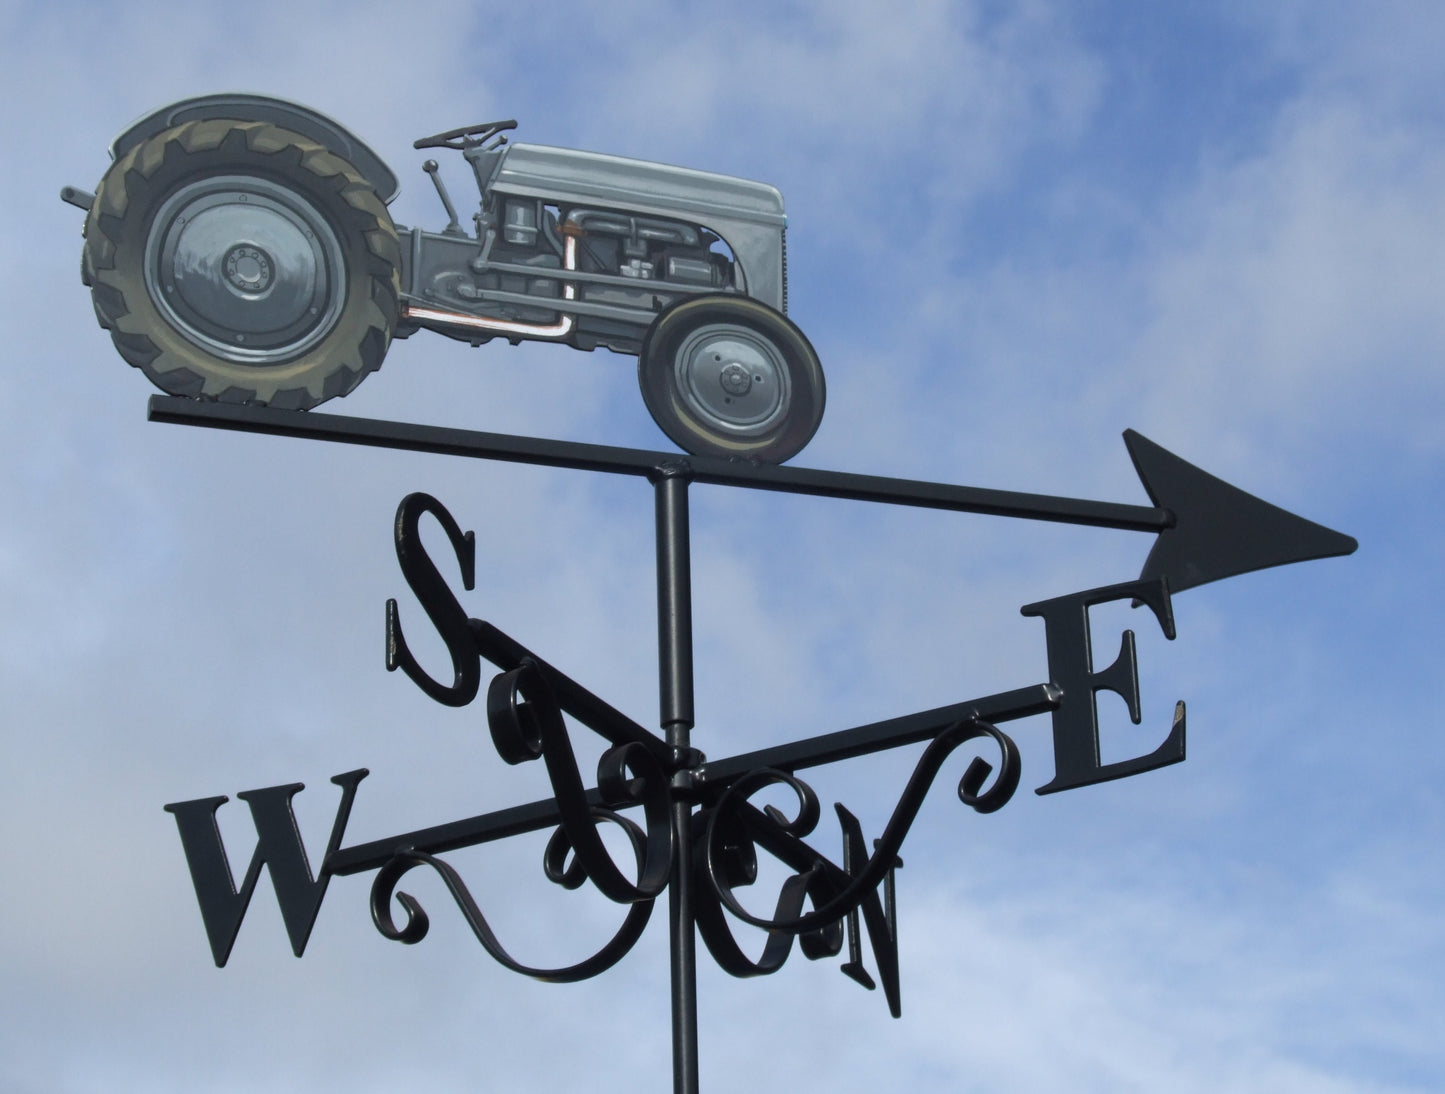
<box><xmin>68</xmin><ymin>94</ymin><xmax>825</xmax><ymax>463</ymax></box>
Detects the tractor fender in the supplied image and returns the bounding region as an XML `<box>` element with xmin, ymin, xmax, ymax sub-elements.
<box><xmin>109</xmin><ymin>92</ymin><xmax>400</xmax><ymax>204</ymax></box>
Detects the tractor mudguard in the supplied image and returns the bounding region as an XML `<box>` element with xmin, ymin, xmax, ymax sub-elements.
<box><xmin>109</xmin><ymin>92</ymin><xmax>400</xmax><ymax>204</ymax></box>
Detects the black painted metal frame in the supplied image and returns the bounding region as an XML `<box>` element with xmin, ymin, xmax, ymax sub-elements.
<box><xmin>152</xmin><ymin>396</ymin><xmax>1355</xmax><ymax>1094</ymax></box>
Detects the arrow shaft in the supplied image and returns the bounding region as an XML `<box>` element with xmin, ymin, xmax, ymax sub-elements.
<box><xmin>716</xmin><ymin>464</ymin><xmax>1170</xmax><ymax>530</ymax></box>
<box><xmin>148</xmin><ymin>397</ymin><xmax>1173</xmax><ymax>533</ymax></box>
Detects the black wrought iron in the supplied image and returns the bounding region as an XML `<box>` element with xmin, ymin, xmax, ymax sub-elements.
<box><xmin>485</xmin><ymin>660</ymin><xmax>673</xmax><ymax>903</ymax></box>
<box><xmin>700</xmin><ymin>718</ymin><xmax>1019</xmax><ymax>938</ymax></box>
<box><xmin>370</xmin><ymin>843</ymin><xmax>655</xmax><ymax>983</ymax></box>
<box><xmin>652</xmin><ymin>467</ymin><xmax>701</xmax><ymax>1092</ymax></box>
<box><xmin>148</xmin><ymin>397</ymin><xmax>1356</xmax><ymax>592</ymax></box>
<box><xmin>154</xmin><ymin>397</ymin><xmax>1357</xmax><ymax>1094</ymax></box>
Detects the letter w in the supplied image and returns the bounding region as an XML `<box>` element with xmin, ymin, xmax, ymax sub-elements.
<box><xmin>164</xmin><ymin>770</ymin><xmax>367</xmax><ymax>967</ymax></box>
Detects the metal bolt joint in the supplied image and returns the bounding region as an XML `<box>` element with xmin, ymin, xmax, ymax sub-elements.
<box><xmin>649</xmin><ymin>458</ymin><xmax>694</xmax><ymax>484</ymax></box>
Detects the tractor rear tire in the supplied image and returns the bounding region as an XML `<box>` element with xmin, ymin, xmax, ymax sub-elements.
<box><xmin>83</xmin><ymin>118</ymin><xmax>400</xmax><ymax>410</ymax></box>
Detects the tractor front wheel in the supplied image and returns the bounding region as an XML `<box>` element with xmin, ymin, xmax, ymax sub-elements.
<box><xmin>638</xmin><ymin>296</ymin><xmax>825</xmax><ymax>463</ymax></box>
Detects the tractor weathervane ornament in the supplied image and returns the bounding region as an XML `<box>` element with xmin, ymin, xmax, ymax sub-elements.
<box><xmin>65</xmin><ymin>93</ymin><xmax>822</xmax><ymax>464</ymax></box>
<box><xmin>66</xmin><ymin>95</ymin><xmax>1357</xmax><ymax>1094</ymax></box>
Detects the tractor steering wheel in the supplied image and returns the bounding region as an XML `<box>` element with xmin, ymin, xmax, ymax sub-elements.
<box><xmin>413</xmin><ymin>119</ymin><xmax>518</xmax><ymax>151</ymax></box>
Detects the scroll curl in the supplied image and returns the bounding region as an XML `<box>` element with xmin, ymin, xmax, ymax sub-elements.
<box><xmin>692</xmin><ymin>770</ymin><xmax>842</xmax><ymax>976</ymax></box>
<box><xmin>487</xmin><ymin>660</ymin><xmax>672</xmax><ymax>903</ymax></box>
<box><xmin>370</xmin><ymin>830</ymin><xmax>654</xmax><ymax>983</ymax></box>
<box><xmin>701</xmin><ymin>718</ymin><xmax>1020</xmax><ymax>936</ymax></box>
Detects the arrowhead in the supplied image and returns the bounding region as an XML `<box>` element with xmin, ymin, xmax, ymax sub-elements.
<box><xmin>1124</xmin><ymin>430</ymin><xmax>1358</xmax><ymax>594</ymax></box>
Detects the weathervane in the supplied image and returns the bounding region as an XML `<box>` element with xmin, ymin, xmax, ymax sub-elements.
<box><xmin>68</xmin><ymin>94</ymin><xmax>1356</xmax><ymax>1094</ymax></box>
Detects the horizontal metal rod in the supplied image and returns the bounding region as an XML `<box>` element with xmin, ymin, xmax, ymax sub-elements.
<box><xmin>148</xmin><ymin>398</ymin><xmax>1172</xmax><ymax>533</ymax></box>
<box><xmin>323</xmin><ymin>682</ymin><xmax>1058</xmax><ymax>877</ymax></box>
<box><xmin>694</xmin><ymin>682</ymin><xmax>1060</xmax><ymax>792</ymax></box>
<box><xmin>327</xmin><ymin>789</ymin><xmax>607</xmax><ymax>877</ymax></box>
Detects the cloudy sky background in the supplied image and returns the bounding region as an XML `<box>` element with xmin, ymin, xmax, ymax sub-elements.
<box><xmin>2</xmin><ymin>1</ymin><xmax>1441</xmax><ymax>1090</ymax></box>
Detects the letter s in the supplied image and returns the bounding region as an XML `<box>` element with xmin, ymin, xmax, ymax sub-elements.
<box><xmin>386</xmin><ymin>492</ymin><xmax>480</xmax><ymax>706</ymax></box>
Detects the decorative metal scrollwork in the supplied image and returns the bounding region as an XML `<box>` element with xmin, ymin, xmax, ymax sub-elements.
<box><xmin>698</xmin><ymin>719</ymin><xmax>1020</xmax><ymax>937</ymax></box>
<box><xmin>367</xmin><ymin>658</ymin><xmax>675</xmax><ymax>979</ymax></box>
<box><xmin>487</xmin><ymin>660</ymin><xmax>673</xmax><ymax>904</ymax></box>
<box><xmin>154</xmin><ymin>391</ymin><xmax>1356</xmax><ymax>1094</ymax></box>
<box><xmin>370</xmin><ymin>842</ymin><xmax>654</xmax><ymax>983</ymax></box>
<box><xmin>691</xmin><ymin>771</ymin><xmax>843</xmax><ymax>979</ymax></box>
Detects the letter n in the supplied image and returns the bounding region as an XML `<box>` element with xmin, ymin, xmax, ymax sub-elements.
<box><xmin>163</xmin><ymin>770</ymin><xmax>367</xmax><ymax>966</ymax></box>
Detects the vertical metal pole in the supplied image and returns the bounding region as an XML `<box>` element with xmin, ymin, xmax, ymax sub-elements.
<box><xmin>654</xmin><ymin>469</ymin><xmax>699</xmax><ymax>1094</ymax></box>
<box><xmin>656</xmin><ymin>469</ymin><xmax>695</xmax><ymax>734</ymax></box>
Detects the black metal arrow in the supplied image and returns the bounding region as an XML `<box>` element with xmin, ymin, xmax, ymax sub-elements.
<box><xmin>1124</xmin><ymin>430</ymin><xmax>1358</xmax><ymax>592</ymax></box>
<box><xmin>149</xmin><ymin>396</ymin><xmax>1358</xmax><ymax>594</ymax></box>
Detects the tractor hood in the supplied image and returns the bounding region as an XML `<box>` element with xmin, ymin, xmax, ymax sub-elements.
<box><xmin>492</xmin><ymin>143</ymin><xmax>786</xmax><ymax>229</ymax></box>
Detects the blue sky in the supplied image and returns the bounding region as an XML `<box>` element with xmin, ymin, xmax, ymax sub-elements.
<box><xmin>1</xmin><ymin>1</ymin><xmax>1441</xmax><ymax>1090</ymax></box>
